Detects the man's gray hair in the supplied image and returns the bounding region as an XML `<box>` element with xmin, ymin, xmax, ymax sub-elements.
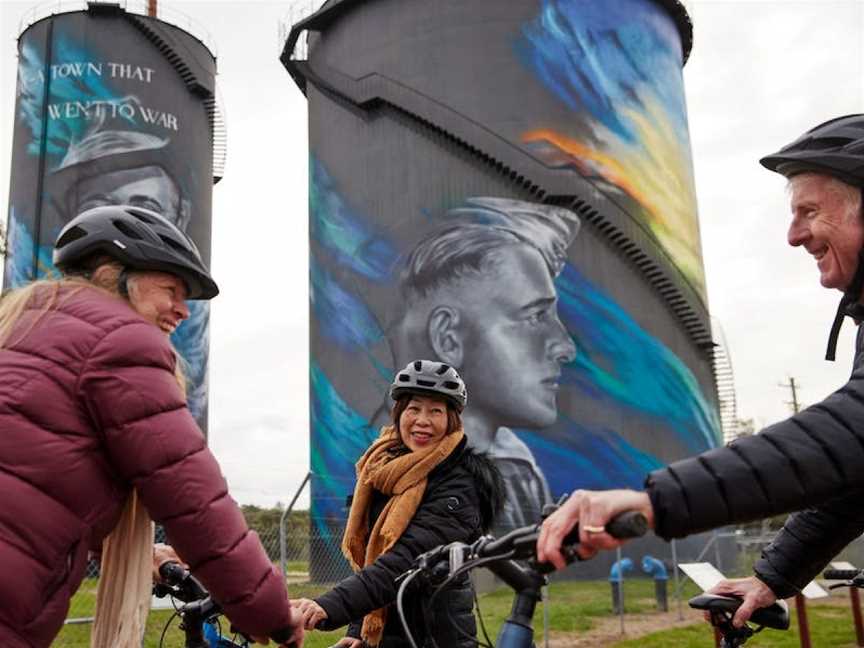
<box><xmin>400</xmin><ymin>197</ymin><xmax>580</xmax><ymax>302</ymax></box>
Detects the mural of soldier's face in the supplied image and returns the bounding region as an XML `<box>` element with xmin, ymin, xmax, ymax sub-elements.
<box><xmin>456</xmin><ymin>244</ymin><xmax>576</xmax><ymax>428</ymax></box>
<box><xmin>73</xmin><ymin>166</ymin><xmax>184</xmax><ymax>227</ymax></box>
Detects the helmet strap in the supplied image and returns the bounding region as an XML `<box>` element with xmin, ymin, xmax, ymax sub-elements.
<box><xmin>117</xmin><ymin>268</ymin><xmax>130</xmax><ymax>298</ymax></box>
<box><xmin>826</xmin><ymin>245</ymin><xmax>864</xmax><ymax>361</ymax></box>
<box><xmin>826</xmin><ymin>296</ymin><xmax>850</xmax><ymax>361</ymax></box>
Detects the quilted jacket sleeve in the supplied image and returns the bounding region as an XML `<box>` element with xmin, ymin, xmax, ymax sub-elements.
<box><xmin>646</xmin><ymin>328</ymin><xmax>864</xmax><ymax>541</ymax></box>
<box><xmin>78</xmin><ymin>322</ymin><xmax>295</xmax><ymax>638</ymax></box>
<box><xmin>314</xmin><ymin>470</ymin><xmax>482</xmax><ymax>630</ymax></box>
<box><xmin>753</xmin><ymin>489</ymin><xmax>864</xmax><ymax>598</ymax></box>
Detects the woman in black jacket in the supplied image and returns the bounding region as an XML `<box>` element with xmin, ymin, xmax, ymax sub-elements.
<box><xmin>294</xmin><ymin>360</ymin><xmax>503</xmax><ymax>647</ymax></box>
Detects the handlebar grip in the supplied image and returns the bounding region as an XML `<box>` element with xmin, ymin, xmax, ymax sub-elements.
<box><xmin>561</xmin><ymin>511</ymin><xmax>649</xmax><ymax>545</ymax></box>
<box><xmin>824</xmin><ymin>569</ymin><xmax>861</xmax><ymax>580</ymax></box>
<box><xmin>606</xmin><ymin>511</ymin><xmax>648</xmax><ymax>539</ymax></box>
<box><xmin>158</xmin><ymin>561</ymin><xmax>188</xmax><ymax>584</ymax></box>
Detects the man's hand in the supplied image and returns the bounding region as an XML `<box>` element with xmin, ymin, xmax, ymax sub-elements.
<box><xmin>292</xmin><ymin>598</ymin><xmax>328</xmax><ymax>630</ymax></box>
<box><xmin>152</xmin><ymin>543</ymin><xmax>184</xmax><ymax>582</ymax></box>
<box><xmin>536</xmin><ymin>489</ymin><xmax>654</xmax><ymax>569</ymax></box>
<box><xmin>706</xmin><ymin>576</ymin><xmax>777</xmax><ymax>628</ymax></box>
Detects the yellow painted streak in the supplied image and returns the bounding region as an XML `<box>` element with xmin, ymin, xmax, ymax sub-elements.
<box><xmin>522</xmin><ymin>100</ymin><xmax>704</xmax><ymax>293</ymax></box>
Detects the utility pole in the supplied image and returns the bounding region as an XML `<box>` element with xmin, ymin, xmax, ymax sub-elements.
<box><xmin>781</xmin><ymin>376</ymin><xmax>801</xmax><ymax>414</ymax></box>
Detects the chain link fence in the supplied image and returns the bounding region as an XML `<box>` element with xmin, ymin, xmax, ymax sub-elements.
<box><xmin>56</xmin><ymin>477</ymin><xmax>864</xmax><ymax>645</ymax></box>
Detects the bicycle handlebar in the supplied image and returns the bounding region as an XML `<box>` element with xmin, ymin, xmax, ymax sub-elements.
<box><xmin>154</xmin><ymin>561</ymin><xmax>298</xmax><ymax>648</ymax></box>
<box><xmin>157</xmin><ymin>562</ymin><xmax>209</xmax><ymax>603</ymax></box>
<box><xmin>478</xmin><ymin>510</ymin><xmax>648</xmax><ymax>563</ymax></box>
<box><xmin>398</xmin><ymin>509</ymin><xmax>648</xmax><ymax>648</ymax></box>
<box><xmin>824</xmin><ymin>569</ymin><xmax>862</xmax><ymax>580</ymax></box>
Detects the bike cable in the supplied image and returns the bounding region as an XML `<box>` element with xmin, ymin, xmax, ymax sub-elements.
<box><xmin>472</xmin><ymin>573</ymin><xmax>494</xmax><ymax>648</ymax></box>
<box><xmin>396</xmin><ymin>568</ymin><xmax>423</xmax><ymax>648</ymax></box>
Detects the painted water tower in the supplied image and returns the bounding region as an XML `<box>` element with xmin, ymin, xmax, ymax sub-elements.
<box><xmin>5</xmin><ymin>1</ymin><xmax>226</xmax><ymax>430</ymax></box>
<box><xmin>284</xmin><ymin>0</ymin><xmax>721</xmax><ymax>576</ymax></box>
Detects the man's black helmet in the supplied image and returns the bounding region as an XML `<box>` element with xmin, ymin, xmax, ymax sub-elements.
<box><xmin>760</xmin><ymin>114</ymin><xmax>864</xmax><ymax>187</ymax></box>
<box><xmin>390</xmin><ymin>359</ymin><xmax>468</xmax><ymax>412</ymax></box>
<box><xmin>53</xmin><ymin>205</ymin><xmax>218</xmax><ymax>299</ymax></box>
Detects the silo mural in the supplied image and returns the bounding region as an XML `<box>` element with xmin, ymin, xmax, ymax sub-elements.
<box><xmin>284</xmin><ymin>0</ymin><xmax>718</xmax><ymax>574</ymax></box>
<box><xmin>5</xmin><ymin>4</ymin><xmax>223</xmax><ymax>430</ymax></box>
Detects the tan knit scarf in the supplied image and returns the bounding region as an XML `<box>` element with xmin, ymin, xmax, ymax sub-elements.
<box><xmin>342</xmin><ymin>425</ymin><xmax>464</xmax><ymax>647</ymax></box>
<box><xmin>90</xmin><ymin>490</ymin><xmax>155</xmax><ymax>648</ymax></box>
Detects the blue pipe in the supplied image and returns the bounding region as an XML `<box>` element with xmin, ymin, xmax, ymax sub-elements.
<box><xmin>608</xmin><ymin>557</ymin><xmax>634</xmax><ymax>582</ymax></box>
<box><xmin>641</xmin><ymin>555</ymin><xmax>669</xmax><ymax>580</ymax></box>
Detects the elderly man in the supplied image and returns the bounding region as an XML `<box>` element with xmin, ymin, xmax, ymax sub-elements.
<box><xmin>389</xmin><ymin>197</ymin><xmax>579</xmax><ymax>529</ymax></box>
<box><xmin>537</xmin><ymin>113</ymin><xmax>864</xmax><ymax>627</ymax></box>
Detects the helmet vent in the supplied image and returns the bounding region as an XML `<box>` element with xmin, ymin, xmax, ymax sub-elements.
<box><xmin>128</xmin><ymin>209</ymin><xmax>157</xmax><ymax>224</ymax></box>
<box><xmin>398</xmin><ymin>374</ymin><xmax>410</xmax><ymax>382</ymax></box>
<box><xmin>416</xmin><ymin>379</ymin><xmax>435</xmax><ymax>387</ymax></box>
<box><xmin>113</xmin><ymin>220</ymin><xmax>144</xmax><ymax>240</ymax></box>
<box><xmin>436</xmin><ymin>364</ymin><xmax>450</xmax><ymax>374</ymax></box>
<box><xmin>809</xmin><ymin>137</ymin><xmax>851</xmax><ymax>150</ymax></box>
<box><xmin>413</xmin><ymin>360</ymin><xmax>423</xmax><ymax>371</ymax></box>
<box><xmin>442</xmin><ymin>381</ymin><xmax>459</xmax><ymax>389</ymax></box>
<box><xmin>55</xmin><ymin>225</ymin><xmax>87</xmax><ymax>249</ymax></box>
<box><xmin>161</xmin><ymin>236</ymin><xmax>191</xmax><ymax>256</ymax></box>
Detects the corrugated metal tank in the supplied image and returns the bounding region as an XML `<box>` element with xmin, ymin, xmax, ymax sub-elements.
<box><xmin>5</xmin><ymin>2</ymin><xmax>223</xmax><ymax>430</ymax></box>
<box><xmin>284</xmin><ymin>0</ymin><xmax>724</xmax><ymax>577</ymax></box>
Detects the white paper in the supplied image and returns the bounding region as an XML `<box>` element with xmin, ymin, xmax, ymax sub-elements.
<box><xmin>801</xmin><ymin>581</ymin><xmax>829</xmax><ymax>599</ymax></box>
<box><xmin>678</xmin><ymin>562</ymin><xmax>726</xmax><ymax>591</ymax></box>
<box><xmin>830</xmin><ymin>561</ymin><xmax>857</xmax><ymax>571</ymax></box>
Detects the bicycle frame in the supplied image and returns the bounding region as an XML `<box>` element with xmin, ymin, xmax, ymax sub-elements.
<box><xmin>397</xmin><ymin>510</ymin><xmax>647</xmax><ymax>648</ymax></box>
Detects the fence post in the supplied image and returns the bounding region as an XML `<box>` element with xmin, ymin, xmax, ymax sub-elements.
<box><xmin>795</xmin><ymin>593</ymin><xmax>812</xmax><ymax>648</ymax></box>
<box><xmin>280</xmin><ymin>472</ymin><xmax>311</xmax><ymax>577</ymax></box>
<box><xmin>851</xmin><ymin>587</ymin><xmax>864</xmax><ymax>647</ymax></box>
<box><xmin>671</xmin><ymin>539</ymin><xmax>683</xmax><ymax>621</ymax></box>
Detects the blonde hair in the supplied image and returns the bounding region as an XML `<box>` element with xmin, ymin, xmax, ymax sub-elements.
<box><xmin>0</xmin><ymin>263</ymin><xmax>186</xmax><ymax>392</ymax></box>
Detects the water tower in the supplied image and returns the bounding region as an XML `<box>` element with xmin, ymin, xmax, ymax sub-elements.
<box><xmin>5</xmin><ymin>0</ymin><xmax>226</xmax><ymax>430</ymax></box>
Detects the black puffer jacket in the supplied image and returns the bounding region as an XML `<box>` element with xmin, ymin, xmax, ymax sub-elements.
<box><xmin>316</xmin><ymin>436</ymin><xmax>503</xmax><ymax>647</ymax></box>
<box><xmin>646</xmin><ymin>326</ymin><xmax>864</xmax><ymax>598</ymax></box>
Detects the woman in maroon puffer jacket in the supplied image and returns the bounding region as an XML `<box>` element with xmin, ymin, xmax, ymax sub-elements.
<box><xmin>0</xmin><ymin>205</ymin><xmax>303</xmax><ymax>648</ymax></box>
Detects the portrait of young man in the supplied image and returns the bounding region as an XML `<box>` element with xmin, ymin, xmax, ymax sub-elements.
<box><xmin>388</xmin><ymin>197</ymin><xmax>581</xmax><ymax>529</ymax></box>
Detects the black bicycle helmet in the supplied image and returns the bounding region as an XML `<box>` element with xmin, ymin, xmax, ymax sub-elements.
<box><xmin>760</xmin><ymin>114</ymin><xmax>864</xmax><ymax>187</ymax></box>
<box><xmin>389</xmin><ymin>359</ymin><xmax>468</xmax><ymax>412</ymax></box>
<box><xmin>760</xmin><ymin>114</ymin><xmax>864</xmax><ymax>361</ymax></box>
<box><xmin>53</xmin><ymin>205</ymin><xmax>218</xmax><ymax>300</ymax></box>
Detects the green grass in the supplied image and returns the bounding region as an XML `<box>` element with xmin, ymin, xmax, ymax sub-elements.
<box><xmin>471</xmin><ymin>577</ymin><xmax>702</xmax><ymax>639</ymax></box>
<box><xmin>611</xmin><ymin>599</ymin><xmax>860</xmax><ymax>648</ymax></box>
<box><xmin>52</xmin><ymin>578</ymin><xmax>862</xmax><ymax>648</ymax></box>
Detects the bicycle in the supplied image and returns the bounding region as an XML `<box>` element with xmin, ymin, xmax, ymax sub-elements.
<box><xmin>154</xmin><ymin>561</ymin><xmax>297</xmax><ymax>648</ymax></box>
<box><xmin>396</xmin><ymin>509</ymin><xmax>648</xmax><ymax>648</ymax></box>
<box><xmin>688</xmin><ymin>592</ymin><xmax>789</xmax><ymax>647</ymax></box>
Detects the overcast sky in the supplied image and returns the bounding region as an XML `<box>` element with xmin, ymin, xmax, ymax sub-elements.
<box><xmin>1</xmin><ymin>0</ymin><xmax>862</xmax><ymax>508</ymax></box>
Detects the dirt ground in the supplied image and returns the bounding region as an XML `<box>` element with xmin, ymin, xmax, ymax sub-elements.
<box><xmin>545</xmin><ymin>607</ymin><xmax>705</xmax><ymax>647</ymax></box>
<box><xmin>544</xmin><ymin>593</ymin><xmax>853</xmax><ymax>647</ymax></box>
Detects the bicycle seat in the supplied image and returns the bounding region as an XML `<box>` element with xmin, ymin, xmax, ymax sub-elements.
<box><xmin>688</xmin><ymin>593</ymin><xmax>790</xmax><ymax>630</ymax></box>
